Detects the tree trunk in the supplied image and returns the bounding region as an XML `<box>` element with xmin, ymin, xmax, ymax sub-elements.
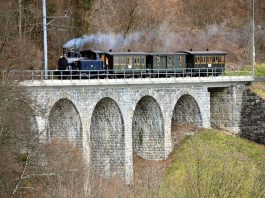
<box><xmin>18</xmin><ymin>0</ymin><xmax>22</xmax><ymax>38</ymax></box>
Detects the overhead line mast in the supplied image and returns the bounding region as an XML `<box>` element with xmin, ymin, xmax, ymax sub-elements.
<box><xmin>42</xmin><ymin>0</ymin><xmax>69</xmax><ymax>79</ymax></box>
<box><xmin>252</xmin><ymin>0</ymin><xmax>255</xmax><ymax>77</ymax></box>
<box><xmin>42</xmin><ymin>0</ymin><xmax>48</xmax><ymax>79</ymax></box>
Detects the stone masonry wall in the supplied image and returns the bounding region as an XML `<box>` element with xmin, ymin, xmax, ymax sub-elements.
<box><xmin>132</xmin><ymin>96</ymin><xmax>164</xmax><ymax>160</ymax></box>
<box><xmin>28</xmin><ymin>84</ymin><xmax>211</xmax><ymax>183</ymax></box>
<box><xmin>210</xmin><ymin>88</ymin><xmax>231</xmax><ymax>128</ymax></box>
<box><xmin>209</xmin><ymin>85</ymin><xmax>265</xmax><ymax>144</ymax></box>
<box><xmin>240</xmin><ymin>89</ymin><xmax>265</xmax><ymax>144</ymax></box>
<box><xmin>90</xmin><ymin>98</ymin><xmax>125</xmax><ymax>178</ymax></box>
<box><xmin>209</xmin><ymin>85</ymin><xmax>245</xmax><ymax>133</ymax></box>
<box><xmin>49</xmin><ymin>98</ymin><xmax>82</xmax><ymax>143</ymax></box>
<box><xmin>172</xmin><ymin>94</ymin><xmax>203</xmax><ymax>127</ymax></box>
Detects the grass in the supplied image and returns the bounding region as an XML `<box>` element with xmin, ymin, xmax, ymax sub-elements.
<box><xmin>255</xmin><ymin>63</ymin><xmax>265</xmax><ymax>77</ymax></box>
<box><xmin>249</xmin><ymin>82</ymin><xmax>265</xmax><ymax>100</ymax></box>
<box><xmin>160</xmin><ymin>129</ymin><xmax>265</xmax><ymax>198</ymax></box>
<box><xmin>225</xmin><ymin>68</ymin><xmax>252</xmax><ymax>76</ymax></box>
<box><xmin>225</xmin><ymin>62</ymin><xmax>265</xmax><ymax>76</ymax></box>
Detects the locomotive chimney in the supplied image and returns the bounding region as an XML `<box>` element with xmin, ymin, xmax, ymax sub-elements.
<box><xmin>189</xmin><ymin>49</ymin><xmax>193</xmax><ymax>51</ymax></box>
<box><xmin>128</xmin><ymin>49</ymin><xmax>131</xmax><ymax>52</ymax></box>
<box><xmin>206</xmin><ymin>48</ymin><xmax>209</xmax><ymax>51</ymax></box>
<box><xmin>63</xmin><ymin>48</ymin><xmax>67</xmax><ymax>56</ymax></box>
<box><xmin>109</xmin><ymin>49</ymin><xmax>112</xmax><ymax>52</ymax></box>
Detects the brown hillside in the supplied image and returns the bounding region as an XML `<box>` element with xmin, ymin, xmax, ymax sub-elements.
<box><xmin>0</xmin><ymin>0</ymin><xmax>264</xmax><ymax>69</ymax></box>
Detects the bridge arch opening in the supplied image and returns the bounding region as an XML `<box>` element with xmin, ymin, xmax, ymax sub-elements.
<box><xmin>171</xmin><ymin>94</ymin><xmax>202</xmax><ymax>145</ymax></box>
<box><xmin>90</xmin><ymin>97</ymin><xmax>125</xmax><ymax>178</ymax></box>
<box><xmin>49</xmin><ymin>98</ymin><xmax>82</xmax><ymax>143</ymax></box>
<box><xmin>132</xmin><ymin>96</ymin><xmax>164</xmax><ymax>160</ymax></box>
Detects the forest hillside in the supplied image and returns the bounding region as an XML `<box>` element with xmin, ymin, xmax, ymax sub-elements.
<box><xmin>0</xmin><ymin>0</ymin><xmax>264</xmax><ymax>69</ymax></box>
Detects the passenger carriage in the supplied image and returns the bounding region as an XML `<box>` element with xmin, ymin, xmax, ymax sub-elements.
<box><xmin>183</xmin><ymin>51</ymin><xmax>227</xmax><ymax>76</ymax></box>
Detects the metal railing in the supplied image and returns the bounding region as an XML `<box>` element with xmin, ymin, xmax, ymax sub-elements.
<box><xmin>0</xmin><ymin>68</ymin><xmax>252</xmax><ymax>81</ymax></box>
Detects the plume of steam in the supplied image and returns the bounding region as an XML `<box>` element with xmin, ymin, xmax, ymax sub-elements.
<box><xmin>63</xmin><ymin>25</ymin><xmax>251</xmax><ymax>65</ymax></box>
<box><xmin>63</xmin><ymin>32</ymin><xmax>143</xmax><ymax>49</ymax></box>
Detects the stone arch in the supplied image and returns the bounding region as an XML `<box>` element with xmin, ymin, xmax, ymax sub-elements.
<box><xmin>172</xmin><ymin>94</ymin><xmax>202</xmax><ymax>127</ymax></box>
<box><xmin>132</xmin><ymin>89</ymin><xmax>164</xmax><ymax>114</ymax></box>
<box><xmin>49</xmin><ymin>98</ymin><xmax>82</xmax><ymax>143</ymax></box>
<box><xmin>90</xmin><ymin>97</ymin><xmax>125</xmax><ymax>178</ymax></box>
<box><xmin>169</xmin><ymin>89</ymin><xmax>208</xmax><ymax>127</ymax></box>
<box><xmin>132</xmin><ymin>95</ymin><xmax>164</xmax><ymax>160</ymax></box>
<box><xmin>171</xmin><ymin>94</ymin><xmax>202</xmax><ymax>144</ymax></box>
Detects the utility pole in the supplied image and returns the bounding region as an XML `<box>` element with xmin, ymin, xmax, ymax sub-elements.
<box><xmin>252</xmin><ymin>0</ymin><xmax>255</xmax><ymax>77</ymax></box>
<box><xmin>42</xmin><ymin>0</ymin><xmax>68</xmax><ymax>79</ymax></box>
<box><xmin>42</xmin><ymin>0</ymin><xmax>48</xmax><ymax>79</ymax></box>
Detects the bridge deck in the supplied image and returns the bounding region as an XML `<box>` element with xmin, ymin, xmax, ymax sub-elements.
<box><xmin>22</xmin><ymin>76</ymin><xmax>254</xmax><ymax>88</ymax></box>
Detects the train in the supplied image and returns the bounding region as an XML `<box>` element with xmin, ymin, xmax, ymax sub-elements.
<box><xmin>57</xmin><ymin>48</ymin><xmax>227</xmax><ymax>79</ymax></box>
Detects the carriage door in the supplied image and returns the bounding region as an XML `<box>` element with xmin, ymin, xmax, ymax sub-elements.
<box><xmin>160</xmin><ymin>56</ymin><xmax>167</xmax><ymax>68</ymax></box>
<box><xmin>146</xmin><ymin>55</ymin><xmax>153</xmax><ymax>69</ymax></box>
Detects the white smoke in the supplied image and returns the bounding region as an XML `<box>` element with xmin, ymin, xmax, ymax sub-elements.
<box><xmin>63</xmin><ymin>32</ymin><xmax>143</xmax><ymax>49</ymax></box>
<box><xmin>63</xmin><ymin>25</ymin><xmax>251</xmax><ymax>64</ymax></box>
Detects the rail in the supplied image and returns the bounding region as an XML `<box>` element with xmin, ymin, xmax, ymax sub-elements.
<box><xmin>0</xmin><ymin>68</ymin><xmax>252</xmax><ymax>81</ymax></box>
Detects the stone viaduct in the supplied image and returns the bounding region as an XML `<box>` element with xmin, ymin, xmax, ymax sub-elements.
<box><xmin>23</xmin><ymin>76</ymin><xmax>253</xmax><ymax>183</ymax></box>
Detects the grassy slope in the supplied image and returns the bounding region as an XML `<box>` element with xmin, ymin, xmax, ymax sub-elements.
<box><xmin>225</xmin><ymin>63</ymin><xmax>265</xmax><ymax>77</ymax></box>
<box><xmin>160</xmin><ymin>130</ymin><xmax>265</xmax><ymax>198</ymax></box>
<box><xmin>249</xmin><ymin>82</ymin><xmax>265</xmax><ymax>100</ymax></box>
<box><xmin>255</xmin><ymin>63</ymin><xmax>265</xmax><ymax>77</ymax></box>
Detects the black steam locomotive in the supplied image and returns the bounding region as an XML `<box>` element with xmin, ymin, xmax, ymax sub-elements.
<box><xmin>57</xmin><ymin>48</ymin><xmax>227</xmax><ymax>78</ymax></box>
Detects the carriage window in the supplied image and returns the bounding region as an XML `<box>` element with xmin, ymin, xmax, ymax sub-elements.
<box><xmin>200</xmin><ymin>56</ymin><xmax>204</xmax><ymax>64</ymax></box>
<box><xmin>179</xmin><ymin>56</ymin><xmax>184</xmax><ymax>63</ymax></box>
<box><xmin>218</xmin><ymin>56</ymin><xmax>222</xmax><ymax>63</ymax></box>
<box><xmin>127</xmin><ymin>57</ymin><xmax>132</xmax><ymax>68</ymax></box>
<box><xmin>195</xmin><ymin>56</ymin><xmax>200</xmax><ymax>64</ymax></box>
<box><xmin>123</xmin><ymin>57</ymin><xmax>126</xmax><ymax>65</ymax></box>
<box><xmin>141</xmin><ymin>57</ymin><xmax>145</xmax><ymax>65</ymax></box>
<box><xmin>207</xmin><ymin>56</ymin><xmax>212</xmax><ymax>64</ymax></box>
<box><xmin>137</xmin><ymin>57</ymin><xmax>140</xmax><ymax>65</ymax></box>
<box><xmin>203</xmin><ymin>56</ymin><xmax>206</xmax><ymax>64</ymax></box>
<box><xmin>220</xmin><ymin>56</ymin><xmax>224</xmax><ymax>63</ymax></box>
<box><xmin>214</xmin><ymin>56</ymin><xmax>218</xmax><ymax>63</ymax></box>
<box><xmin>156</xmin><ymin>56</ymin><xmax>160</xmax><ymax>63</ymax></box>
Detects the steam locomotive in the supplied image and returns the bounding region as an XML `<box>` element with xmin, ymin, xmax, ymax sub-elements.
<box><xmin>57</xmin><ymin>48</ymin><xmax>227</xmax><ymax>78</ymax></box>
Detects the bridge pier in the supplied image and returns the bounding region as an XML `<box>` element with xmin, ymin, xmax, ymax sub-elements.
<box><xmin>123</xmin><ymin>114</ymin><xmax>134</xmax><ymax>184</ymax></box>
<box><xmin>34</xmin><ymin>115</ymin><xmax>48</xmax><ymax>141</ymax></box>
<box><xmin>209</xmin><ymin>84</ymin><xmax>245</xmax><ymax>133</ymax></box>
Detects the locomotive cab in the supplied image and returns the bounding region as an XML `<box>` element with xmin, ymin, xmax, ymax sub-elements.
<box><xmin>57</xmin><ymin>49</ymin><xmax>108</xmax><ymax>71</ymax></box>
